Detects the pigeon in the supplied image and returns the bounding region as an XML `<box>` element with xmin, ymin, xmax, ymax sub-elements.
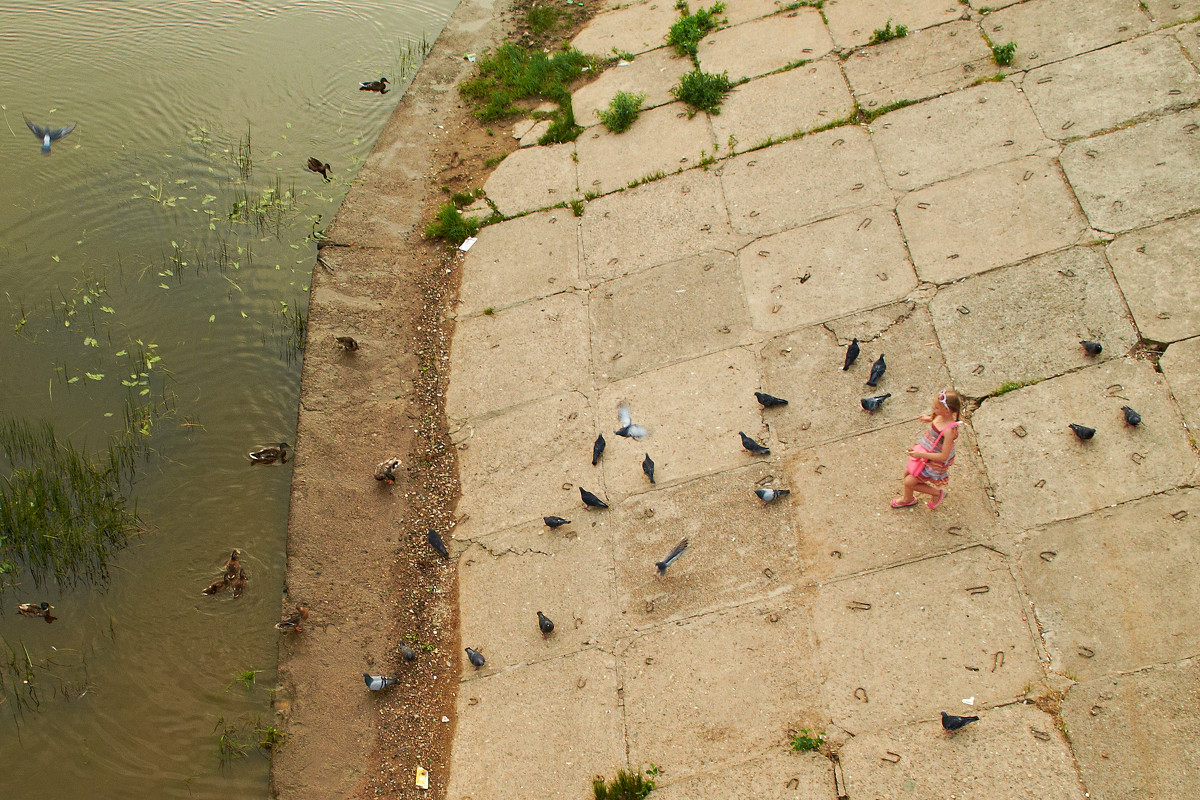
<box><xmin>755</xmin><ymin>392</ymin><xmax>788</xmax><ymax>407</ymax></box>
<box><xmin>843</xmin><ymin>338</ymin><xmax>860</xmax><ymax>371</ymax></box>
<box><xmin>16</xmin><ymin>602</ymin><xmax>56</xmax><ymax>623</ymax></box>
<box><xmin>755</xmin><ymin>488</ymin><xmax>790</xmax><ymax>503</ymax></box>
<box><xmin>374</xmin><ymin>457</ymin><xmax>401</xmax><ymax>483</ymax></box>
<box><xmin>335</xmin><ymin>335</ymin><xmax>359</xmax><ymax>351</ymax></box>
<box><xmin>941</xmin><ymin>711</ymin><xmax>979</xmax><ymax>731</ymax></box>
<box><xmin>427</xmin><ymin>529</ymin><xmax>450</xmax><ymax>559</ymax></box>
<box><xmin>861</xmin><ymin>393</ymin><xmax>891</xmax><ymax>412</ymax></box>
<box><xmin>275</xmin><ymin>604</ymin><xmax>309</xmax><ymax>632</ymax></box>
<box><xmin>739</xmin><ymin>432</ymin><xmax>771</xmax><ymax>455</ymax></box>
<box><xmin>364</xmin><ymin>673</ymin><xmax>399</xmax><ymax>691</ymax></box>
<box><xmin>544</xmin><ymin>516</ymin><xmax>571</xmax><ymax>529</ymax></box>
<box><xmin>306</xmin><ymin>157</ymin><xmax>332</xmax><ymax>181</ymax></box>
<box><xmin>866</xmin><ymin>353</ymin><xmax>886</xmax><ymax>387</ymax></box>
<box><xmin>537</xmin><ymin>611</ymin><xmax>555</xmax><ymax>636</ymax></box>
<box><xmin>592</xmin><ymin>433</ymin><xmax>606</xmax><ymax>466</ymax></box>
<box><xmin>465</xmin><ymin>647</ymin><xmax>486</xmax><ymax>668</ymax></box>
<box><xmin>400</xmin><ymin>643</ymin><xmax>417</xmax><ymax>662</ymax></box>
<box><xmin>1080</xmin><ymin>340</ymin><xmax>1103</xmax><ymax>356</ymax></box>
<box><xmin>615</xmin><ymin>404</ymin><xmax>648</xmax><ymax>439</ymax></box>
<box><xmin>25</xmin><ymin>118</ymin><xmax>76</xmax><ymax>154</ymax></box>
<box><xmin>1121</xmin><ymin>406</ymin><xmax>1141</xmax><ymax>426</ymax></box>
<box><xmin>1069</xmin><ymin>423</ymin><xmax>1096</xmax><ymax>440</ymax></box>
<box><xmin>655</xmin><ymin>538</ymin><xmax>689</xmax><ymax>576</ymax></box>
<box><xmin>580</xmin><ymin>487</ymin><xmax>608</xmax><ymax>509</ymax></box>
<box><xmin>642</xmin><ymin>453</ymin><xmax>656</xmax><ymax>484</ymax></box>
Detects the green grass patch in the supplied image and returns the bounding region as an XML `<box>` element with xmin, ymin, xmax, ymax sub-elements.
<box><xmin>525</xmin><ymin>3</ymin><xmax>562</xmax><ymax>36</ymax></box>
<box><xmin>667</xmin><ymin>1</ymin><xmax>726</xmax><ymax>57</ymax></box>
<box><xmin>993</xmin><ymin>377</ymin><xmax>1039</xmax><ymax>396</ymax></box>
<box><xmin>459</xmin><ymin>43</ymin><xmax>594</xmax><ymax>122</ymax></box>
<box><xmin>860</xmin><ymin>97</ymin><xmax>917</xmax><ymax>123</ymax></box>
<box><xmin>789</xmin><ymin>728</ymin><xmax>825</xmax><ymax>752</ymax></box>
<box><xmin>597</xmin><ymin>91</ymin><xmax>647</xmax><ymax>133</ymax></box>
<box><xmin>425</xmin><ymin>202</ymin><xmax>481</xmax><ymax>246</ymax></box>
<box><xmin>992</xmin><ymin>40</ymin><xmax>1017</xmax><ymax>66</ymax></box>
<box><xmin>570</xmin><ymin>198</ymin><xmax>585</xmax><ymax>216</ymax></box>
<box><xmin>483</xmin><ymin>153</ymin><xmax>507</xmax><ymax>168</ymax></box>
<box><xmin>671</xmin><ymin>68</ymin><xmax>732</xmax><ymax>115</ymax></box>
<box><xmin>540</xmin><ymin>97</ymin><xmax>583</xmax><ymax>144</ymax></box>
<box><xmin>781</xmin><ymin>0</ymin><xmax>823</xmax><ymax>8</ymax></box>
<box><xmin>593</xmin><ymin>765</ymin><xmax>659</xmax><ymax>799</ymax></box>
<box><xmin>868</xmin><ymin>19</ymin><xmax>908</xmax><ymax>45</ymax></box>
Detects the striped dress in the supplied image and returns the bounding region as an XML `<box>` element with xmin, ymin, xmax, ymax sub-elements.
<box><xmin>917</xmin><ymin>421</ymin><xmax>960</xmax><ymax>486</ymax></box>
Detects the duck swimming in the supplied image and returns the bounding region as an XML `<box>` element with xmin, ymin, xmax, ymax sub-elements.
<box><xmin>249</xmin><ymin>442</ymin><xmax>289</xmax><ymax>464</ymax></box>
<box><xmin>25</xmin><ymin>118</ymin><xmax>76</xmax><ymax>154</ymax></box>
<box><xmin>359</xmin><ymin>77</ymin><xmax>389</xmax><ymax>93</ymax></box>
<box><xmin>306</xmin><ymin>157</ymin><xmax>331</xmax><ymax>181</ymax></box>
<box><xmin>17</xmin><ymin>602</ymin><xmax>57</xmax><ymax>623</ymax></box>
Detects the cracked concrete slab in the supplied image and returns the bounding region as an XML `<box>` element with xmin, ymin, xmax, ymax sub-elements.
<box><xmin>981</xmin><ymin>0</ymin><xmax>1151</xmax><ymax>71</ymax></box>
<box><xmin>971</xmin><ymin>358</ymin><xmax>1197</xmax><ymax>530</ymax></box>
<box><xmin>823</xmin><ymin>0</ymin><xmax>968</xmax><ymax>49</ymax></box>
<box><xmin>897</xmin><ymin>156</ymin><xmax>1091</xmax><ymax>284</ymax></box>
<box><xmin>446</xmin><ymin>291</ymin><xmax>590</xmax><ymax>420</ymax></box>
<box><xmin>842</xmin><ymin>20</ymin><xmax>996</xmax><ymax>111</ymax></box>
<box><xmin>722</xmin><ymin>0</ymin><xmax>789</xmax><ymax>26</ymax></box>
<box><xmin>446</xmin><ymin>649</ymin><xmax>624</xmax><ymax>800</ymax></box>
<box><xmin>580</xmin><ymin>168</ymin><xmax>736</xmax><ymax>282</ymax></box>
<box><xmin>711</xmin><ymin>61</ymin><xmax>857</xmax><ymax>155</ymax></box>
<box><xmin>482</xmin><ymin>143</ymin><xmax>578</xmax><ymax>217</ymax></box>
<box><xmin>739</xmin><ymin>206</ymin><xmax>917</xmax><ymax>333</ymax></box>
<box><xmin>722</xmin><ymin>125</ymin><xmax>892</xmax><ymax>238</ymax></box>
<box><xmin>1022</xmin><ymin>34</ymin><xmax>1200</xmax><ymax>141</ymax></box>
<box><xmin>1107</xmin><ymin>214</ymin><xmax>1200</xmax><ymax>344</ymax></box>
<box><xmin>570</xmin><ymin>0</ymin><xmax>678</xmax><ymax>56</ymax></box>
<box><xmin>652</xmin><ymin>750</ymin><xmax>837</xmax><ymax>800</ymax></box>
<box><xmin>759</xmin><ymin>302</ymin><xmax>952</xmax><ymax>447</ymax></box>
<box><xmin>870</xmin><ymin>79</ymin><xmax>1054</xmax><ymax>192</ymax></box>
<box><xmin>1176</xmin><ymin>20</ymin><xmax>1200</xmax><ymax>63</ymax></box>
<box><xmin>1144</xmin><ymin>0</ymin><xmax>1200</xmax><ymax>25</ymax></box>
<box><xmin>572</xmin><ymin>46</ymin><xmax>693</xmax><ymax>128</ymax></box>
<box><xmin>839</xmin><ymin>703</ymin><xmax>1086</xmax><ymax>800</ymax></box>
<box><xmin>456</xmin><ymin>209</ymin><xmax>581</xmax><ymax>317</ymax></box>
<box><xmin>590</xmin><ymin>251</ymin><xmax>751</xmax><ymax>382</ymax></box>
<box><xmin>813</xmin><ymin>548</ymin><xmax>1042</xmax><ymax>731</ymax></box>
<box><xmin>1061</xmin><ymin>659</ymin><xmax>1200</xmax><ymax>800</ymax></box>
<box><xmin>696</xmin><ymin>10</ymin><xmax>834</xmax><ymax>82</ymax></box>
<box><xmin>1160</xmin><ymin>336</ymin><xmax>1200</xmax><ymax>435</ymax></box>
<box><xmin>576</xmin><ymin>101</ymin><xmax>716</xmax><ymax>195</ymax></box>
<box><xmin>1061</xmin><ymin>108</ymin><xmax>1200</xmax><ymax>233</ymax></box>
<box><xmin>1016</xmin><ymin>489</ymin><xmax>1200</xmax><ymax>681</ymax></box>
<box><xmin>928</xmin><ymin>247</ymin><xmax>1138</xmax><ymax>398</ymax></box>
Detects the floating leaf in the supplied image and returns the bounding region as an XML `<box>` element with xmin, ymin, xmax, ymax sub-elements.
<box><xmin>159</xmin><ymin>283</ymin><xmax>170</xmax><ymax>290</ymax></box>
<box><xmin>114</xmin><ymin>349</ymin><xmax>127</xmax><ymax>356</ymax></box>
<box><xmin>85</xmin><ymin>372</ymin><xmax>104</xmax><ymax>381</ymax></box>
<box><xmin>208</xmin><ymin>314</ymin><xmax>216</xmax><ymax>323</ymax></box>
<box><xmin>83</xmin><ymin>337</ymin><xmax>98</xmax><ymax>347</ymax></box>
<box><xmin>139</xmin><ymin>388</ymin><xmax>150</xmax><ymax>396</ymax></box>
<box><xmin>240</xmin><ymin>312</ymin><xmax>248</xmax><ymax>319</ymax></box>
<box><xmin>52</xmin><ymin>255</ymin><xmax>60</xmax><ymax>262</ymax></box>
<box><xmin>68</xmin><ymin>376</ymin><xmax>80</xmax><ymax>383</ymax></box>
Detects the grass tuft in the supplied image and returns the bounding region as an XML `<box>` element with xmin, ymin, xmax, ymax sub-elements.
<box><xmin>860</xmin><ymin>98</ymin><xmax>918</xmax><ymax>123</ymax></box>
<box><xmin>425</xmin><ymin>203</ymin><xmax>481</xmax><ymax>246</ymax></box>
<box><xmin>597</xmin><ymin>91</ymin><xmax>647</xmax><ymax>133</ymax></box>
<box><xmin>993</xmin><ymin>377</ymin><xmax>1039</xmax><ymax>396</ymax></box>
<box><xmin>992</xmin><ymin>41</ymin><xmax>1017</xmax><ymax>66</ymax></box>
<box><xmin>671</xmin><ymin>68</ymin><xmax>732</xmax><ymax>116</ymax></box>
<box><xmin>593</xmin><ymin>765</ymin><xmax>659</xmax><ymax>799</ymax></box>
<box><xmin>459</xmin><ymin>43</ymin><xmax>594</xmax><ymax>122</ymax></box>
<box><xmin>666</xmin><ymin>1</ymin><xmax>727</xmax><ymax>57</ymax></box>
<box><xmin>868</xmin><ymin>19</ymin><xmax>908</xmax><ymax>44</ymax></box>
<box><xmin>789</xmin><ymin>728</ymin><xmax>825</xmax><ymax>752</ymax></box>
<box><xmin>526</xmin><ymin>4</ymin><xmax>562</xmax><ymax>36</ymax></box>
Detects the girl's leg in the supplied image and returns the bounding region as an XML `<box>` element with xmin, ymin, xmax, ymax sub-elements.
<box><xmin>910</xmin><ymin>479</ymin><xmax>939</xmax><ymax>498</ymax></box>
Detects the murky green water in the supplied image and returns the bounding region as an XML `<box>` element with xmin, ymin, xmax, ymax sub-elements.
<box><xmin>0</xmin><ymin>1</ymin><xmax>455</xmax><ymax>796</ymax></box>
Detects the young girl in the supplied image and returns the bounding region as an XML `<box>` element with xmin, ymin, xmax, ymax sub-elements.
<box><xmin>891</xmin><ymin>389</ymin><xmax>962</xmax><ymax>510</ymax></box>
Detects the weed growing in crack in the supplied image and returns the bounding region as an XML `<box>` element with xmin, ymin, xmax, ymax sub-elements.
<box><xmin>597</xmin><ymin>91</ymin><xmax>647</xmax><ymax>133</ymax></box>
<box><xmin>672</xmin><ymin>68</ymin><xmax>732</xmax><ymax>116</ymax></box>
<box><xmin>869</xmin><ymin>19</ymin><xmax>908</xmax><ymax>44</ymax></box>
<box><xmin>992</xmin><ymin>40</ymin><xmax>1017</xmax><ymax>66</ymax></box>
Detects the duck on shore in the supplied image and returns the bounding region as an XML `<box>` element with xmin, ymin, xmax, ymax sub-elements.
<box><xmin>276</xmin><ymin>604</ymin><xmax>310</xmax><ymax>632</ymax></box>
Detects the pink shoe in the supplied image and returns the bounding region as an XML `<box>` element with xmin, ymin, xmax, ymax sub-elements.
<box><xmin>928</xmin><ymin>488</ymin><xmax>946</xmax><ymax>510</ymax></box>
<box><xmin>891</xmin><ymin>497</ymin><xmax>918</xmax><ymax>508</ymax></box>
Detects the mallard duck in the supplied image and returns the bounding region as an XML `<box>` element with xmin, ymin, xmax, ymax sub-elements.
<box><xmin>25</xmin><ymin>118</ymin><xmax>76</xmax><ymax>154</ymax></box>
<box><xmin>275</xmin><ymin>604</ymin><xmax>310</xmax><ymax>632</ymax></box>
<box><xmin>231</xmin><ymin>568</ymin><xmax>247</xmax><ymax>598</ymax></box>
<box><xmin>17</xmin><ymin>602</ymin><xmax>57</xmax><ymax>623</ymax></box>
<box><xmin>359</xmin><ymin>77</ymin><xmax>389</xmax><ymax>93</ymax></box>
<box><xmin>202</xmin><ymin>576</ymin><xmax>229</xmax><ymax>595</ymax></box>
<box><xmin>306</xmin><ymin>157</ymin><xmax>332</xmax><ymax>181</ymax></box>
<box><xmin>335</xmin><ymin>335</ymin><xmax>359</xmax><ymax>351</ymax></box>
<box><xmin>223</xmin><ymin>548</ymin><xmax>242</xmax><ymax>580</ymax></box>
<box><xmin>249</xmin><ymin>442</ymin><xmax>289</xmax><ymax>464</ymax></box>
<box><xmin>374</xmin><ymin>457</ymin><xmax>401</xmax><ymax>484</ymax></box>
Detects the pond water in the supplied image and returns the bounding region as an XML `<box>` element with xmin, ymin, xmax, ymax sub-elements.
<box><xmin>0</xmin><ymin>0</ymin><xmax>456</xmax><ymax>796</ymax></box>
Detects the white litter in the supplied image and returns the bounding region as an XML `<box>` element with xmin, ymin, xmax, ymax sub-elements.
<box><xmin>962</xmin><ymin>697</ymin><xmax>975</xmax><ymax>705</ymax></box>
<box><xmin>459</xmin><ymin>236</ymin><xmax>478</xmax><ymax>252</ymax></box>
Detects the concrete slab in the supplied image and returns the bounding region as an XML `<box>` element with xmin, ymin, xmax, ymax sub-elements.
<box><xmin>1023</xmin><ymin>35</ymin><xmax>1200</xmax><ymax>141</ymax></box>
<box><xmin>696</xmin><ymin>10</ymin><xmax>834</xmax><ymax>82</ymax></box>
<box><xmin>759</xmin><ymin>302</ymin><xmax>953</xmax><ymax>449</ymax></box>
<box><xmin>722</xmin><ymin>125</ymin><xmax>892</xmax><ymax>238</ymax></box>
<box><xmin>446</xmin><ymin>649</ymin><xmax>624</xmax><ymax>800</ymax></box>
<box><xmin>1061</xmin><ymin>659</ymin><xmax>1200</xmax><ymax>800</ymax></box>
<box><xmin>722</xmin><ymin>0</ymin><xmax>789</xmax><ymax>26</ymax></box>
<box><xmin>1017</xmin><ymin>489</ymin><xmax>1200</xmax><ymax>681</ymax></box>
<box><xmin>452</xmin><ymin>392</ymin><xmax>599</xmax><ymax>540</ymax></box>
<box><xmin>1145</xmin><ymin>0</ymin><xmax>1200</xmax><ymax>25</ymax></box>
<box><xmin>590</xmin><ymin>251</ymin><xmax>751</xmax><ymax>382</ymax></box>
<box><xmin>1107</xmin><ymin>214</ymin><xmax>1200</xmax><ymax>344</ymax></box>
<box><xmin>870</xmin><ymin>79</ymin><xmax>1054</xmax><ymax>192</ymax></box>
<box><xmin>570</xmin><ymin>0</ymin><xmax>679</xmax><ymax>56</ymax></box>
<box><xmin>982</xmin><ymin>0</ymin><xmax>1151</xmax><ymax>71</ymax></box>
<box><xmin>1176</xmin><ymin>21</ymin><xmax>1200</xmax><ymax>63</ymax></box>
<box><xmin>928</xmin><ymin>247</ymin><xmax>1139</xmax><ymax>398</ymax></box>
<box><xmin>1061</xmin><ymin>109</ymin><xmax>1200</xmax><ymax>233</ymax></box>
<box><xmin>595</xmin><ymin>348</ymin><xmax>765</xmax><ymax>491</ymax></box>
<box><xmin>653</xmin><ymin>751</ymin><xmax>835</xmax><ymax>800</ymax></box>
<box><xmin>971</xmin><ymin>358</ymin><xmax>1197</xmax><ymax>530</ymax></box>
<box><xmin>823</xmin><ymin>0</ymin><xmax>968</xmax><ymax>50</ymax></box>
<box><xmin>897</xmin><ymin>156</ymin><xmax>1091</xmax><ymax>284</ymax></box>
<box><xmin>610</xmin><ymin>463</ymin><xmax>805</xmax><ymax>629</ymax></box>
<box><xmin>783</xmin><ymin>424</ymin><xmax>996</xmax><ymax>580</ymax></box>
<box><xmin>839</xmin><ymin>703</ymin><xmax>1086</xmax><ymax>800</ymax></box>
<box><xmin>446</xmin><ymin>291</ymin><xmax>590</xmax><ymax>420</ymax></box>
<box><xmin>518</xmin><ymin>120</ymin><xmax>550</xmax><ymax>147</ymax></box>
<box><xmin>1160</xmin><ymin>336</ymin><xmax>1200</xmax><ymax>435</ymax></box>
<box><xmin>457</xmin><ymin>209</ymin><xmax>581</xmax><ymax>317</ymax></box>
<box><xmin>482</xmin><ymin>143</ymin><xmax>578</xmax><ymax>217</ymax></box>
<box><xmin>572</xmin><ymin>47</ymin><xmax>694</xmax><ymax>128</ymax></box>
<box><xmin>580</xmin><ymin>168</ymin><xmax>736</xmax><ymax>282</ymax></box>
<box><xmin>711</xmin><ymin>60</ymin><xmax>857</xmax><ymax>154</ymax></box>
<box><xmin>842</xmin><ymin>20</ymin><xmax>996</xmax><ymax>111</ymax></box>
<box><xmin>576</xmin><ymin>101</ymin><xmax>716</xmax><ymax>196</ymax></box>
<box><xmin>813</xmin><ymin>548</ymin><xmax>1042</xmax><ymax>730</ymax></box>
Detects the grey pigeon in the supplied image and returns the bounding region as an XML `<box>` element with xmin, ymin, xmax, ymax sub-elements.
<box><xmin>861</xmin><ymin>393</ymin><xmax>891</xmax><ymax>412</ymax></box>
<box><xmin>739</xmin><ymin>432</ymin><xmax>770</xmax><ymax>455</ymax></box>
<box><xmin>592</xmin><ymin>433</ymin><xmax>606</xmax><ymax>466</ymax></box>
<box><xmin>615</xmin><ymin>403</ymin><xmax>648</xmax><ymax>439</ymax></box>
<box><xmin>941</xmin><ymin>711</ymin><xmax>979</xmax><ymax>731</ymax></box>
<box><xmin>1081</xmin><ymin>340</ymin><xmax>1103</xmax><ymax>356</ymax></box>
<box><xmin>656</xmin><ymin>538</ymin><xmax>689</xmax><ymax>576</ymax></box>
<box><xmin>866</xmin><ymin>353</ymin><xmax>886</xmax><ymax>386</ymax></box>
<box><xmin>364</xmin><ymin>673</ymin><xmax>398</xmax><ymax>690</ymax></box>
<box><xmin>1121</xmin><ymin>406</ymin><xmax>1141</xmax><ymax>426</ymax></box>
<box><xmin>400</xmin><ymin>643</ymin><xmax>417</xmax><ymax>662</ymax></box>
<box><xmin>544</xmin><ymin>516</ymin><xmax>571</xmax><ymax>529</ymax></box>
<box><xmin>843</xmin><ymin>338</ymin><xmax>860</xmax><ymax>371</ymax></box>
<box><xmin>580</xmin><ymin>487</ymin><xmax>608</xmax><ymax>509</ymax></box>
<box><xmin>755</xmin><ymin>392</ymin><xmax>788</xmax><ymax>407</ymax></box>
<box><xmin>465</xmin><ymin>647</ymin><xmax>486</xmax><ymax>668</ymax></box>
<box><xmin>755</xmin><ymin>488</ymin><xmax>790</xmax><ymax>503</ymax></box>
<box><xmin>25</xmin><ymin>118</ymin><xmax>76</xmax><ymax>154</ymax></box>
<box><xmin>427</xmin><ymin>529</ymin><xmax>450</xmax><ymax>559</ymax></box>
<box><xmin>642</xmin><ymin>453</ymin><xmax>656</xmax><ymax>484</ymax></box>
<box><xmin>537</xmin><ymin>611</ymin><xmax>554</xmax><ymax>636</ymax></box>
<box><xmin>1069</xmin><ymin>423</ymin><xmax>1096</xmax><ymax>440</ymax></box>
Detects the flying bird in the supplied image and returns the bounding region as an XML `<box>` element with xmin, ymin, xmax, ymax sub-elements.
<box><xmin>537</xmin><ymin>611</ymin><xmax>555</xmax><ymax>636</ymax></box>
<box><xmin>861</xmin><ymin>393</ymin><xmax>891</xmax><ymax>412</ymax></box>
<box><xmin>1069</xmin><ymin>423</ymin><xmax>1096</xmax><ymax>440</ymax></box>
<box><xmin>1121</xmin><ymin>406</ymin><xmax>1141</xmax><ymax>426</ymax></box>
<box><xmin>1080</xmin><ymin>340</ymin><xmax>1102</xmax><ymax>356</ymax></box>
<box><xmin>375</xmin><ymin>457</ymin><xmax>401</xmax><ymax>483</ymax></box>
<box><xmin>655</xmin><ymin>538</ymin><xmax>689</xmax><ymax>576</ymax></box>
<box><xmin>543</xmin><ymin>516</ymin><xmax>571</xmax><ymax>529</ymax></box>
<box><xmin>941</xmin><ymin>711</ymin><xmax>979</xmax><ymax>731</ymax></box>
<box><xmin>248</xmin><ymin>442</ymin><xmax>289</xmax><ymax>464</ymax></box>
<box><xmin>16</xmin><ymin>602</ymin><xmax>56</xmax><ymax>623</ymax></box>
<box><xmin>359</xmin><ymin>77</ymin><xmax>390</xmax><ymax>93</ymax></box>
<box><xmin>364</xmin><ymin>673</ymin><xmax>399</xmax><ymax>690</ymax></box>
<box><xmin>580</xmin><ymin>487</ymin><xmax>608</xmax><ymax>509</ymax></box>
<box><xmin>615</xmin><ymin>404</ymin><xmax>648</xmax><ymax>439</ymax></box>
<box><xmin>755</xmin><ymin>488</ymin><xmax>790</xmax><ymax>503</ymax></box>
<box><xmin>427</xmin><ymin>529</ymin><xmax>450</xmax><ymax>559</ymax></box>
<box><xmin>400</xmin><ymin>643</ymin><xmax>417</xmax><ymax>662</ymax></box>
<box><xmin>866</xmin><ymin>354</ymin><xmax>886</xmax><ymax>387</ymax></box>
<box><xmin>465</xmin><ymin>647</ymin><xmax>486</xmax><ymax>668</ymax></box>
<box><xmin>755</xmin><ymin>392</ymin><xmax>788</xmax><ymax>407</ymax></box>
<box><xmin>642</xmin><ymin>453</ymin><xmax>656</xmax><ymax>484</ymax></box>
<box><xmin>306</xmin><ymin>157</ymin><xmax>332</xmax><ymax>181</ymax></box>
<box><xmin>739</xmin><ymin>432</ymin><xmax>770</xmax><ymax>455</ymax></box>
<box><xmin>25</xmin><ymin>118</ymin><xmax>76</xmax><ymax>154</ymax></box>
<box><xmin>843</xmin><ymin>338</ymin><xmax>860</xmax><ymax>370</ymax></box>
<box><xmin>592</xmin><ymin>433</ymin><xmax>605</xmax><ymax>466</ymax></box>
<box><xmin>275</xmin><ymin>604</ymin><xmax>310</xmax><ymax>632</ymax></box>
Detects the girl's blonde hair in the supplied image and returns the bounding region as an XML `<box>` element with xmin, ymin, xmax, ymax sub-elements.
<box><xmin>940</xmin><ymin>389</ymin><xmax>962</xmax><ymax>420</ymax></box>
